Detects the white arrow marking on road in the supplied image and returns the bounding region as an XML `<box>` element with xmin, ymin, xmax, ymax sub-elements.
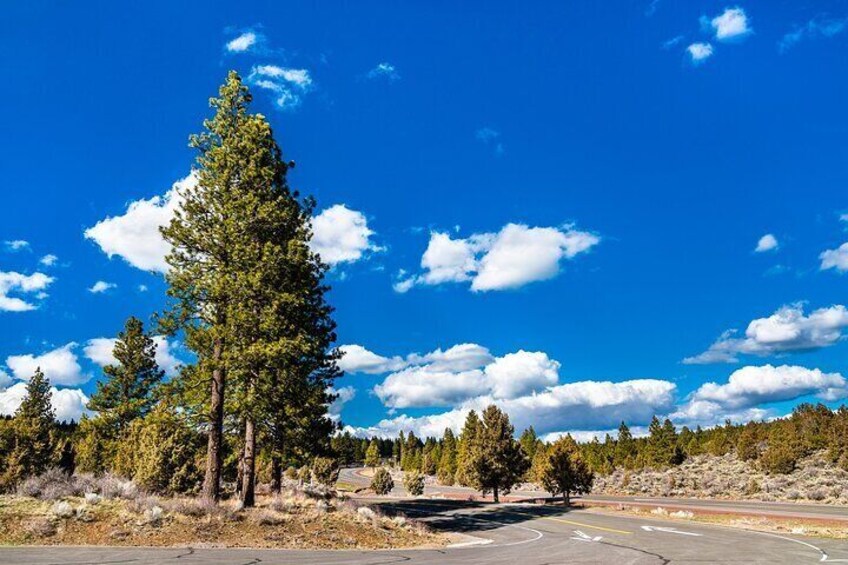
<box><xmin>571</xmin><ymin>530</ymin><xmax>603</xmax><ymax>542</ymax></box>
<box><xmin>641</xmin><ymin>525</ymin><xmax>703</xmax><ymax>537</ymax></box>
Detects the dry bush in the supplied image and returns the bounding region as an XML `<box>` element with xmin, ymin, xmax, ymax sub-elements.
<box><xmin>98</xmin><ymin>474</ymin><xmax>139</xmax><ymax>500</ymax></box>
<box><xmin>51</xmin><ymin>501</ymin><xmax>74</xmax><ymax>518</ymax></box>
<box><xmin>23</xmin><ymin>517</ymin><xmax>57</xmax><ymax>538</ymax></box>
<box><xmin>252</xmin><ymin>510</ymin><xmax>286</xmax><ymax>526</ymax></box>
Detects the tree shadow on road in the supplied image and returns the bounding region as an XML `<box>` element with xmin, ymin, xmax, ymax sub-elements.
<box><xmin>370</xmin><ymin>498</ymin><xmax>585</xmax><ymax>536</ymax></box>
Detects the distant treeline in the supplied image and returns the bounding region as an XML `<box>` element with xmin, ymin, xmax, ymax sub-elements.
<box><xmin>335</xmin><ymin>403</ymin><xmax>848</xmax><ymax>482</ymax></box>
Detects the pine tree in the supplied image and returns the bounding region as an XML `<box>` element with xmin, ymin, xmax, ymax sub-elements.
<box><xmin>365</xmin><ymin>440</ymin><xmax>381</xmax><ymax>468</ymax></box>
<box><xmin>538</xmin><ymin>435</ymin><xmax>594</xmax><ymax>505</ymax></box>
<box><xmin>87</xmin><ymin>317</ymin><xmax>164</xmax><ymax>435</ymax></box>
<box><xmin>437</xmin><ymin>428</ymin><xmax>457</xmax><ymax>485</ymax></box>
<box><xmin>615</xmin><ymin>422</ymin><xmax>637</xmax><ymax>469</ymax></box>
<box><xmin>519</xmin><ymin>427</ymin><xmax>538</xmax><ymax>461</ymax></box>
<box><xmin>471</xmin><ymin>405</ymin><xmax>529</xmax><ymax>502</ymax></box>
<box><xmin>455</xmin><ymin>411</ymin><xmax>481</xmax><ymax>486</ymax></box>
<box><xmin>161</xmin><ymin>71</ymin><xmax>255</xmax><ymax>502</ymax></box>
<box><xmin>4</xmin><ymin>369</ymin><xmax>55</xmax><ymax>484</ymax></box>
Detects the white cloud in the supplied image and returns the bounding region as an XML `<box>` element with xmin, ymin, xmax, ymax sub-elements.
<box><xmin>87</xmin><ymin>174</ymin><xmax>367</xmax><ymax>275</ymax></box>
<box><xmin>755</xmin><ymin>233</ymin><xmax>779</xmax><ymax>252</ymax></box>
<box><xmin>6</xmin><ymin>343</ymin><xmax>90</xmax><ymax>386</ymax></box>
<box><xmin>0</xmin><ymin>381</ymin><xmax>88</xmax><ymax>422</ymax></box>
<box><xmin>475</xmin><ymin>127</ymin><xmax>504</xmax><ymax>155</ymax></box>
<box><xmin>328</xmin><ymin>386</ymin><xmax>356</xmax><ymax>422</ymax></box>
<box><xmin>672</xmin><ymin>364</ymin><xmax>847</xmax><ymax>427</ymax></box>
<box><xmin>248</xmin><ymin>65</ymin><xmax>313</xmax><ymax>110</ymax></box>
<box><xmin>367</xmin><ymin>63</ymin><xmax>400</xmax><ymax>81</ymax></box>
<box><xmin>309</xmin><ymin>204</ymin><xmax>381</xmax><ymax>265</ymax></box>
<box><xmin>84</xmin><ymin>336</ymin><xmax>182</xmax><ymax>376</ymax></box>
<box><xmin>226</xmin><ymin>31</ymin><xmax>258</xmax><ymax>53</ymax></box>
<box><xmin>0</xmin><ymin>370</ymin><xmax>12</xmax><ymax>389</ymax></box>
<box><xmin>684</xmin><ymin>303</ymin><xmax>848</xmax><ymax>364</ymax></box>
<box><xmin>779</xmin><ymin>17</ymin><xmax>847</xmax><ymax>53</ymax></box>
<box><xmin>687</xmin><ymin>42</ymin><xmax>714</xmax><ymax>63</ymax></box>
<box><xmin>690</xmin><ymin>364</ymin><xmax>847</xmax><ymax>409</ymax></box>
<box><xmin>88</xmin><ymin>281</ymin><xmax>116</xmax><ymax>294</ymax></box>
<box><xmin>397</xmin><ymin>223</ymin><xmax>600</xmax><ymax>293</ymax></box>
<box><xmin>84</xmin><ymin>173</ymin><xmax>195</xmax><ymax>273</ymax></box>
<box><xmin>350</xmin><ymin>378</ymin><xmax>676</xmax><ymax>439</ymax></box>
<box><xmin>4</xmin><ymin>240</ymin><xmax>30</xmax><ymax>251</ymax></box>
<box><xmin>820</xmin><ymin>242</ymin><xmax>848</xmax><ymax>272</ymax></box>
<box><xmin>338</xmin><ymin>345</ymin><xmax>406</xmax><ymax>374</ymax></box>
<box><xmin>39</xmin><ymin>254</ymin><xmax>58</xmax><ymax>267</ymax></box>
<box><xmin>0</xmin><ymin>271</ymin><xmax>54</xmax><ymax>312</ymax></box>
<box><xmin>708</xmin><ymin>7</ymin><xmax>751</xmax><ymax>41</ymax></box>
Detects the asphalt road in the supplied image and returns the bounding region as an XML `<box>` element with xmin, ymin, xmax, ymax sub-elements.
<box><xmin>1</xmin><ymin>499</ymin><xmax>847</xmax><ymax>564</ymax></box>
<box><xmin>341</xmin><ymin>467</ymin><xmax>848</xmax><ymax>522</ymax></box>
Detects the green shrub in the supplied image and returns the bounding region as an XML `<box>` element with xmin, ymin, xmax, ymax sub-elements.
<box><xmin>371</xmin><ymin>468</ymin><xmax>394</xmax><ymax>495</ymax></box>
<box><xmin>310</xmin><ymin>457</ymin><xmax>339</xmax><ymax>487</ymax></box>
<box><xmin>403</xmin><ymin>470</ymin><xmax>425</xmax><ymax>496</ymax></box>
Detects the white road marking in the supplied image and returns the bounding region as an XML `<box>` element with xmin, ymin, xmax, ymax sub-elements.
<box><xmin>640</xmin><ymin>525</ymin><xmax>703</xmax><ymax>537</ymax></box>
<box><xmin>748</xmin><ymin>531</ymin><xmax>848</xmax><ymax>563</ymax></box>
<box><xmin>447</xmin><ymin>538</ymin><xmax>494</xmax><ymax>548</ymax></box>
<box><xmin>571</xmin><ymin>530</ymin><xmax>602</xmax><ymax>543</ymax></box>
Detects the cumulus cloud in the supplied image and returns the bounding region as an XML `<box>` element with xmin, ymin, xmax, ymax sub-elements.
<box><xmin>349</xmin><ymin>378</ymin><xmax>676</xmax><ymax>439</ymax></box>
<box><xmin>706</xmin><ymin>7</ymin><xmax>751</xmax><ymax>41</ymax></box>
<box><xmin>248</xmin><ymin>65</ymin><xmax>313</xmax><ymax>110</ymax></box>
<box><xmin>820</xmin><ymin>242</ymin><xmax>848</xmax><ymax>272</ymax></box>
<box><xmin>687</xmin><ymin>42</ymin><xmax>714</xmax><ymax>63</ymax></box>
<box><xmin>84</xmin><ymin>336</ymin><xmax>183</xmax><ymax>376</ymax></box>
<box><xmin>684</xmin><ymin>303</ymin><xmax>848</xmax><ymax>364</ymax></box>
<box><xmin>6</xmin><ymin>343</ymin><xmax>90</xmax><ymax>386</ymax></box>
<box><xmin>4</xmin><ymin>240</ymin><xmax>30</xmax><ymax>251</ymax></box>
<box><xmin>39</xmin><ymin>254</ymin><xmax>58</xmax><ymax>267</ymax></box>
<box><xmin>88</xmin><ymin>281</ymin><xmax>116</xmax><ymax>294</ymax></box>
<box><xmin>309</xmin><ymin>205</ymin><xmax>381</xmax><ymax>266</ymax></box>
<box><xmin>0</xmin><ymin>271</ymin><xmax>54</xmax><ymax>312</ymax></box>
<box><xmin>84</xmin><ymin>173</ymin><xmax>195</xmax><ymax>273</ymax></box>
<box><xmin>327</xmin><ymin>386</ymin><xmax>356</xmax><ymax>422</ymax></box>
<box><xmin>755</xmin><ymin>233</ymin><xmax>779</xmax><ymax>252</ymax></box>
<box><xmin>779</xmin><ymin>16</ymin><xmax>847</xmax><ymax>53</ymax></box>
<box><xmin>672</xmin><ymin>364</ymin><xmax>847</xmax><ymax>426</ymax></box>
<box><xmin>396</xmin><ymin>223</ymin><xmax>600</xmax><ymax>293</ymax></box>
<box><xmin>338</xmin><ymin>345</ymin><xmax>407</xmax><ymax>374</ymax></box>
<box><xmin>226</xmin><ymin>31</ymin><xmax>260</xmax><ymax>53</ymax></box>
<box><xmin>367</xmin><ymin>62</ymin><xmax>400</xmax><ymax>81</ymax></box>
<box><xmin>87</xmin><ymin>174</ymin><xmax>366</xmax><ymax>274</ymax></box>
<box><xmin>0</xmin><ymin>381</ymin><xmax>88</xmax><ymax>422</ymax></box>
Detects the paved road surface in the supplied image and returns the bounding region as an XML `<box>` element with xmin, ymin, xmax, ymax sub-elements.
<box><xmin>341</xmin><ymin>467</ymin><xmax>848</xmax><ymax>522</ymax></box>
<box><xmin>2</xmin><ymin>499</ymin><xmax>847</xmax><ymax>564</ymax></box>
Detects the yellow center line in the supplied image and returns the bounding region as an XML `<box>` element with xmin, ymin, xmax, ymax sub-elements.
<box><xmin>506</xmin><ymin>509</ymin><xmax>633</xmax><ymax>535</ymax></box>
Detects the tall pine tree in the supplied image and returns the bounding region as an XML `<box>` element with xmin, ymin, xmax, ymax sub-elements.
<box><xmin>4</xmin><ymin>369</ymin><xmax>55</xmax><ymax>484</ymax></box>
<box><xmin>87</xmin><ymin>316</ymin><xmax>164</xmax><ymax>433</ymax></box>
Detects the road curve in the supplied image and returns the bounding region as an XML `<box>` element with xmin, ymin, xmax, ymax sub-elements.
<box><xmin>1</xmin><ymin>498</ymin><xmax>847</xmax><ymax>564</ymax></box>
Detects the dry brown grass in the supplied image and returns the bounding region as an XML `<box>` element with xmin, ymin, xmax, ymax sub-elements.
<box><xmin>0</xmin><ymin>487</ymin><xmax>443</xmax><ymax>549</ymax></box>
<box><xmin>592</xmin><ymin>451</ymin><xmax>848</xmax><ymax>505</ymax></box>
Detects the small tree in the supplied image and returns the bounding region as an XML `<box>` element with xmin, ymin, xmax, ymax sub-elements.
<box><xmin>3</xmin><ymin>369</ymin><xmax>55</xmax><ymax>485</ymax></box>
<box><xmin>311</xmin><ymin>456</ymin><xmax>340</xmax><ymax>487</ymax></box>
<box><xmin>364</xmin><ymin>440</ymin><xmax>381</xmax><ymax>468</ymax></box>
<box><xmin>404</xmin><ymin>470</ymin><xmax>425</xmax><ymax>496</ymax></box>
<box><xmin>472</xmin><ymin>405</ymin><xmax>529</xmax><ymax>502</ymax></box>
<box><xmin>539</xmin><ymin>435</ymin><xmax>594</xmax><ymax>505</ymax></box>
<box><xmin>87</xmin><ymin>317</ymin><xmax>164</xmax><ymax>434</ymax></box>
<box><xmin>371</xmin><ymin>467</ymin><xmax>394</xmax><ymax>495</ymax></box>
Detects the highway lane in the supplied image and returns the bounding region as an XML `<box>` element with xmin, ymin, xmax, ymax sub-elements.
<box><xmin>1</xmin><ymin>499</ymin><xmax>847</xmax><ymax>564</ymax></box>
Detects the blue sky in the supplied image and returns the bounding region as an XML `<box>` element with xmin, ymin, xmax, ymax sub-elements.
<box><xmin>2</xmin><ymin>1</ymin><xmax>848</xmax><ymax>440</ymax></box>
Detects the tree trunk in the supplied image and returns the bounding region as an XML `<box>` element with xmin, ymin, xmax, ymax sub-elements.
<box><xmin>493</xmin><ymin>486</ymin><xmax>499</xmax><ymax>503</ymax></box>
<box><xmin>241</xmin><ymin>417</ymin><xmax>256</xmax><ymax>507</ymax></box>
<box><xmin>202</xmin><ymin>338</ymin><xmax>225</xmax><ymax>503</ymax></box>
<box><xmin>564</xmin><ymin>490</ymin><xmax>570</xmax><ymax>506</ymax></box>
<box><xmin>271</xmin><ymin>455</ymin><xmax>282</xmax><ymax>494</ymax></box>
